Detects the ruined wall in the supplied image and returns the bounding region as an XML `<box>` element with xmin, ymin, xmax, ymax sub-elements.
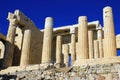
<box><xmin>13</xmin><ymin>27</ymin><xmax>23</xmax><ymax>65</ymax></box>
<box><xmin>69</xmin><ymin>63</ymin><xmax>120</xmax><ymax>80</ymax></box>
<box><xmin>0</xmin><ymin>41</ymin><xmax>5</xmax><ymax>59</ymax></box>
<box><xmin>20</xmin><ymin>24</ymin><xmax>43</xmax><ymax>64</ymax></box>
<box><xmin>1</xmin><ymin>62</ymin><xmax>120</xmax><ymax>80</ymax></box>
<box><xmin>12</xmin><ymin>10</ymin><xmax>43</xmax><ymax>65</ymax></box>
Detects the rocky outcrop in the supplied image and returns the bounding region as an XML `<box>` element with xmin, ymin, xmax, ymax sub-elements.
<box><xmin>0</xmin><ymin>62</ymin><xmax>120</xmax><ymax>80</ymax></box>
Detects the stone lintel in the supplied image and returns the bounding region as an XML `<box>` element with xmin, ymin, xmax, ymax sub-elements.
<box><xmin>14</xmin><ymin>10</ymin><xmax>36</xmax><ymax>28</ymax></box>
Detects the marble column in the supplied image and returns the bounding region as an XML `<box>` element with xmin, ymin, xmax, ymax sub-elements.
<box><xmin>97</xmin><ymin>29</ymin><xmax>103</xmax><ymax>58</ymax></box>
<box><xmin>88</xmin><ymin>30</ymin><xmax>94</xmax><ymax>59</ymax></box>
<box><xmin>70</xmin><ymin>27</ymin><xmax>76</xmax><ymax>64</ymax></box>
<box><xmin>78</xmin><ymin>16</ymin><xmax>88</xmax><ymax>60</ymax></box>
<box><xmin>3</xmin><ymin>13</ymin><xmax>16</xmax><ymax>68</ymax></box>
<box><xmin>41</xmin><ymin>17</ymin><xmax>53</xmax><ymax>64</ymax></box>
<box><xmin>56</xmin><ymin>35</ymin><xmax>62</xmax><ymax>68</ymax></box>
<box><xmin>103</xmin><ymin>6</ymin><xmax>117</xmax><ymax>57</ymax></box>
<box><xmin>63</xmin><ymin>44</ymin><xmax>69</xmax><ymax>67</ymax></box>
<box><xmin>20</xmin><ymin>30</ymin><xmax>31</xmax><ymax>66</ymax></box>
<box><xmin>94</xmin><ymin>40</ymin><xmax>99</xmax><ymax>58</ymax></box>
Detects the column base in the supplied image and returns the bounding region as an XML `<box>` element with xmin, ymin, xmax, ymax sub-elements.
<box><xmin>73</xmin><ymin>56</ymin><xmax>120</xmax><ymax>66</ymax></box>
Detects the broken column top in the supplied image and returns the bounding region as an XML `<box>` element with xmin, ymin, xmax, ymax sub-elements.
<box><xmin>45</xmin><ymin>17</ymin><xmax>53</xmax><ymax>28</ymax></box>
<box><xmin>78</xmin><ymin>16</ymin><xmax>87</xmax><ymax>22</ymax></box>
<box><xmin>7</xmin><ymin>12</ymin><xmax>17</xmax><ymax>26</ymax></box>
<box><xmin>103</xmin><ymin>6</ymin><xmax>112</xmax><ymax>12</ymax></box>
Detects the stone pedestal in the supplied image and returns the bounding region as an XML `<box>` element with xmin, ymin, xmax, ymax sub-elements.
<box><xmin>41</xmin><ymin>17</ymin><xmax>53</xmax><ymax>64</ymax></box>
<box><xmin>56</xmin><ymin>35</ymin><xmax>62</xmax><ymax>68</ymax></box>
<box><xmin>97</xmin><ymin>29</ymin><xmax>103</xmax><ymax>58</ymax></box>
<box><xmin>94</xmin><ymin>40</ymin><xmax>99</xmax><ymax>58</ymax></box>
<box><xmin>3</xmin><ymin>18</ymin><xmax>16</xmax><ymax>68</ymax></box>
<box><xmin>70</xmin><ymin>27</ymin><xmax>76</xmax><ymax>64</ymax></box>
<box><xmin>88</xmin><ymin>30</ymin><xmax>94</xmax><ymax>59</ymax></box>
<box><xmin>78</xmin><ymin>16</ymin><xmax>88</xmax><ymax>60</ymax></box>
<box><xmin>20</xmin><ymin>30</ymin><xmax>31</xmax><ymax>66</ymax></box>
<box><xmin>103</xmin><ymin>6</ymin><xmax>116</xmax><ymax>57</ymax></box>
<box><xmin>63</xmin><ymin>44</ymin><xmax>69</xmax><ymax>67</ymax></box>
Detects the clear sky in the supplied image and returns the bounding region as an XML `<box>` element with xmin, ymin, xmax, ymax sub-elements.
<box><xmin>0</xmin><ymin>0</ymin><xmax>120</xmax><ymax>53</ymax></box>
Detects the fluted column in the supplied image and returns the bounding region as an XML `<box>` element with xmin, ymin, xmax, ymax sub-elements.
<box><xmin>88</xmin><ymin>30</ymin><xmax>94</xmax><ymax>59</ymax></box>
<box><xmin>56</xmin><ymin>35</ymin><xmax>62</xmax><ymax>68</ymax></box>
<box><xmin>94</xmin><ymin>40</ymin><xmax>99</xmax><ymax>58</ymax></box>
<box><xmin>3</xmin><ymin>13</ymin><xmax>17</xmax><ymax>68</ymax></box>
<box><xmin>97</xmin><ymin>29</ymin><xmax>103</xmax><ymax>58</ymax></box>
<box><xmin>41</xmin><ymin>17</ymin><xmax>53</xmax><ymax>64</ymax></box>
<box><xmin>103</xmin><ymin>6</ymin><xmax>117</xmax><ymax>57</ymax></box>
<box><xmin>78</xmin><ymin>16</ymin><xmax>88</xmax><ymax>60</ymax></box>
<box><xmin>70</xmin><ymin>27</ymin><xmax>76</xmax><ymax>64</ymax></box>
<box><xmin>63</xmin><ymin>44</ymin><xmax>69</xmax><ymax>67</ymax></box>
<box><xmin>20</xmin><ymin>30</ymin><xmax>31</xmax><ymax>66</ymax></box>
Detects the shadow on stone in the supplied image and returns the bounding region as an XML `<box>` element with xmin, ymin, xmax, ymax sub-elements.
<box><xmin>0</xmin><ymin>74</ymin><xmax>17</xmax><ymax>80</ymax></box>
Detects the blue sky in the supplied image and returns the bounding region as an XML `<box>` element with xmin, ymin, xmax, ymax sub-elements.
<box><xmin>0</xmin><ymin>0</ymin><xmax>120</xmax><ymax>53</ymax></box>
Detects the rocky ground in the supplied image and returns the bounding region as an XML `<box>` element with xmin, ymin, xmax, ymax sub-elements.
<box><xmin>0</xmin><ymin>63</ymin><xmax>120</xmax><ymax>80</ymax></box>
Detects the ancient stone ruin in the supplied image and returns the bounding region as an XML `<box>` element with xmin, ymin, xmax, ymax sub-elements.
<box><xmin>0</xmin><ymin>6</ymin><xmax>120</xmax><ymax>80</ymax></box>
